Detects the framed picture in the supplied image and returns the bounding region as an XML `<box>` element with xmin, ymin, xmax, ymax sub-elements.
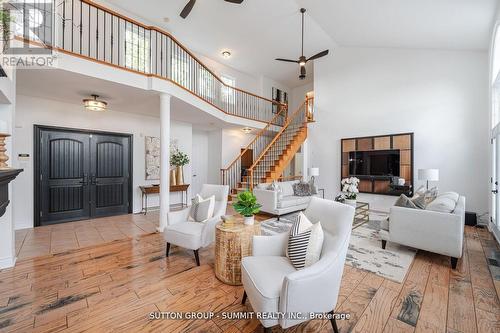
<box><xmin>145</xmin><ymin>136</ymin><xmax>160</xmax><ymax>180</ymax></box>
<box><xmin>272</xmin><ymin>87</ymin><xmax>288</xmax><ymax>114</ymax></box>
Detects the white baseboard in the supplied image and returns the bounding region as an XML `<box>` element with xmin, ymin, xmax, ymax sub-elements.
<box><xmin>488</xmin><ymin>221</ymin><xmax>500</xmax><ymax>246</ymax></box>
<box><xmin>0</xmin><ymin>256</ymin><xmax>16</xmax><ymax>269</ymax></box>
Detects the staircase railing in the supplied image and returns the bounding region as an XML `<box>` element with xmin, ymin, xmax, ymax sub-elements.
<box><xmin>13</xmin><ymin>0</ymin><xmax>285</xmax><ymax>124</ymax></box>
<box><xmin>247</xmin><ymin>98</ymin><xmax>313</xmax><ymax>190</ymax></box>
<box><xmin>220</xmin><ymin>105</ymin><xmax>288</xmax><ymax>193</ymax></box>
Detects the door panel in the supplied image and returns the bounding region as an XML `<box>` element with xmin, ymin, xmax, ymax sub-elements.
<box><xmin>37</xmin><ymin>127</ymin><xmax>132</xmax><ymax>226</ymax></box>
<box><xmin>90</xmin><ymin>135</ymin><xmax>130</xmax><ymax>218</ymax></box>
<box><xmin>40</xmin><ymin>132</ymin><xmax>90</xmax><ymax>225</ymax></box>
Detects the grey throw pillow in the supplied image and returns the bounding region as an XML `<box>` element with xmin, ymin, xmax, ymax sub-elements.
<box><xmin>395</xmin><ymin>194</ymin><xmax>420</xmax><ymax>209</ymax></box>
<box><xmin>189</xmin><ymin>195</ymin><xmax>215</xmax><ymax>222</ymax></box>
<box><xmin>293</xmin><ymin>181</ymin><xmax>312</xmax><ymax>197</ymax></box>
<box><xmin>412</xmin><ymin>195</ymin><xmax>426</xmax><ymax>209</ymax></box>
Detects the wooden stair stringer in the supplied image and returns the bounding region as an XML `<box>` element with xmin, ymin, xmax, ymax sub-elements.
<box><xmin>261</xmin><ymin>126</ymin><xmax>307</xmax><ymax>183</ymax></box>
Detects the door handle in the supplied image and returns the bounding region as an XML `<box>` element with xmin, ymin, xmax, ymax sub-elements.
<box><xmin>90</xmin><ymin>175</ymin><xmax>97</xmax><ymax>185</ymax></box>
<box><xmin>493</xmin><ymin>190</ymin><xmax>498</xmax><ymax>194</ymax></box>
<box><xmin>79</xmin><ymin>174</ymin><xmax>88</xmax><ymax>185</ymax></box>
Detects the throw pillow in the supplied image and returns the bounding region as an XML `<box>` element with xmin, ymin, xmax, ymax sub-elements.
<box><xmin>286</xmin><ymin>212</ymin><xmax>324</xmax><ymax>270</ymax></box>
<box><xmin>189</xmin><ymin>194</ymin><xmax>215</xmax><ymax>222</ymax></box>
<box><xmin>267</xmin><ymin>180</ymin><xmax>279</xmax><ymax>191</ymax></box>
<box><xmin>412</xmin><ymin>195</ymin><xmax>426</xmax><ymax>209</ymax></box>
<box><xmin>394</xmin><ymin>194</ymin><xmax>422</xmax><ymax>209</ymax></box>
<box><xmin>308</xmin><ymin>178</ymin><xmax>318</xmax><ymax>195</ymax></box>
<box><xmin>293</xmin><ymin>181</ymin><xmax>312</xmax><ymax>197</ymax></box>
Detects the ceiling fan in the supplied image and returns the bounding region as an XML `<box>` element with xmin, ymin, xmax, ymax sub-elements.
<box><xmin>180</xmin><ymin>0</ymin><xmax>244</xmax><ymax>19</ymax></box>
<box><xmin>276</xmin><ymin>8</ymin><xmax>329</xmax><ymax>80</ymax></box>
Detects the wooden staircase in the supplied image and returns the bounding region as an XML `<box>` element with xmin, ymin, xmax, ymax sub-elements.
<box><xmin>222</xmin><ymin>97</ymin><xmax>314</xmax><ymax>197</ymax></box>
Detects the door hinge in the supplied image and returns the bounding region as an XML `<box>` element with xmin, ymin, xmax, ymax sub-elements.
<box><xmin>39</xmin><ymin>211</ymin><xmax>42</xmax><ymax>217</ymax></box>
<box><xmin>40</xmin><ymin>174</ymin><xmax>42</xmax><ymax>181</ymax></box>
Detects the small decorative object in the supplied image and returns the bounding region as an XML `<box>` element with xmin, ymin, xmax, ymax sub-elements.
<box><xmin>418</xmin><ymin>168</ymin><xmax>439</xmax><ymax>190</ymax></box>
<box><xmin>233</xmin><ymin>191</ymin><xmax>261</xmax><ymax>225</ymax></box>
<box><xmin>170</xmin><ymin>168</ymin><xmax>177</xmax><ymax>186</ymax></box>
<box><xmin>398</xmin><ymin>178</ymin><xmax>405</xmax><ymax>186</ymax></box>
<box><xmin>221</xmin><ymin>215</ymin><xmax>236</xmax><ymax>227</ymax></box>
<box><xmin>341</xmin><ymin>177</ymin><xmax>360</xmax><ymax>207</ymax></box>
<box><xmin>0</xmin><ymin>120</ymin><xmax>10</xmax><ymax>169</ymax></box>
<box><xmin>335</xmin><ymin>194</ymin><xmax>346</xmax><ymax>203</ymax></box>
<box><xmin>170</xmin><ymin>147</ymin><xmax>190</xmax><ymax>185</ymax></box>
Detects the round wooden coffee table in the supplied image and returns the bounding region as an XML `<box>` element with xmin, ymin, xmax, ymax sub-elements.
<box><xmin>215</xmin><ymin>219</ymin><xmax>261</xmax><ymax>285</ymax></box>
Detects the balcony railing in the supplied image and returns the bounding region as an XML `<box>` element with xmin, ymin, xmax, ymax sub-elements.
<box><xmin>15</xmin><ymin>0</ymin><xmax>286</xmax><ymax>123</ymax></box>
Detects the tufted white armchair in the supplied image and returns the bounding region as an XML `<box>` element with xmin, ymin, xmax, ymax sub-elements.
<box><xmin>241</xmin><ymin>197</ymin><xmax>354</xmax><ymax>332</ymax></box>
<box><xmin>163</xmin><ymin>184</ymin><xmax>229</xmax><ymax>266</ymax></box>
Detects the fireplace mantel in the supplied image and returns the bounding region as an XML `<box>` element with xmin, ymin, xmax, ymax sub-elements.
<box><xmin>0</xmin><ymin>169</ymin><xmax>22</xmax><ymax>217</ymax></box>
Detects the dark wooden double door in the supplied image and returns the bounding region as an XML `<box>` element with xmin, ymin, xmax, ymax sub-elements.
<box><xmin>36</xmin><ymin>127</ymin><xmax>132</xmax><ymax>226</ymax></box>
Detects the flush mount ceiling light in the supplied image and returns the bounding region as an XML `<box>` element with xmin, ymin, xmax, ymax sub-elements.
<box><xmin>83</xmin><ymin>94</ymin><xmax>107</xmax><ymax>112</ymax></box>
<box><xmin>221</xmin><ymin>50</ymin><xmax>232</xmax><ymax>59</ymax></box>
<box><xmin>242</xmin><ymin>127</ymin><xmax>252</xmax><ymax>133</ymax></box>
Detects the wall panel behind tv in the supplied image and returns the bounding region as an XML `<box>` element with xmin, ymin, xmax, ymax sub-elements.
<box><xmin>340</xmin><ymin>133</ymin><xmax>414</xmax><ymax>196</ymax></box>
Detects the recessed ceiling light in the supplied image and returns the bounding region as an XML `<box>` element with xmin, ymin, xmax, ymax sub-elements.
<box><xmin>242</xmin><ymin>127</ymin><xmax>252</xmax><ymax>133</ymax></box>
<box><xmin>163</xmin><ymin>17</ymin><xmax>170</xmax><ymax>23</ymax></box>
<box><xmin>83</xmin><ymin>94</ymin><xmax>107</xmax><ymax>112</ymax></box>
<box><xmin>221</xmin><ymin>50</ymin><xmax>232</xmax><ymax>59</ymax></box>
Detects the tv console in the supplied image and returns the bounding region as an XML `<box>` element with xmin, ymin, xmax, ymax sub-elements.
<box><xmin>341</xmin><ymin>133</ymin><xmax>414</xmax><ymax>196</ymax></box>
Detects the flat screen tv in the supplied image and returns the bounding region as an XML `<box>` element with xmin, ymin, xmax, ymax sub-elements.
<box><xmin>349</xmin><ymin>150</ymin><xmax>400</xmax><ymax>177</ymax></box>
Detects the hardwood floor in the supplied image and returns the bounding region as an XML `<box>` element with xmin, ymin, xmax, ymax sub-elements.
<box><xmin>1</xmin><ymin>213</ymin><xmax>499</xmax><ymax>332</ymax></box>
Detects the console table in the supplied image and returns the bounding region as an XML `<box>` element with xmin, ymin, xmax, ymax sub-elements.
<box><xmin>139</xmin><ymin>184</ymin><xmax>190</xmax><ymax>214</ymax></box>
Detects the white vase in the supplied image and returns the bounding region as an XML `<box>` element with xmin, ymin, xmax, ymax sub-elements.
<box><xmin>344</xmin><ymin>199</ymin><xmax>357</xmax><ymax>208</ymax></box>
<box><xmin>243</xmin><ymin>215</ymin><xmax>255</xmax><ymax>225</ymax></box>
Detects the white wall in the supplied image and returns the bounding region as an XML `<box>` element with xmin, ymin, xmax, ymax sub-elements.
<box><xmin>13</xmin><ymin>94</ymin><xmax>195</xmax><ymax>229</ymax></box>
<box><xmin>311</xmin><ymin>47</ymin><xmax>489</xmax><ymax>214</ymax></box>
<box><xmin>221</xmin><ymin>128</ymin><xmax>256</xmax><ymax>168</ymax></box>
<box><xmin>290</xmin><ymin>82</ymin><xmax>314</xmax><ymax>113</ymax></box>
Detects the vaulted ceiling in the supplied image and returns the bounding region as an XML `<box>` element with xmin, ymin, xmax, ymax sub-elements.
<box><xmin>99</xmin><ymin>0</ymin><xmax>498</xmax><ymax>88</ymax></box>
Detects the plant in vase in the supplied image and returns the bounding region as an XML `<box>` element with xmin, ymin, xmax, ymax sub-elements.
<box><xmin>341</xmin><ymin>177</ymin><xmax>360</xmax><ymax>207</ymax></box>
<box><xmin>233</xmin><ymin>191</ymin><xmax>261</xmax><ymax>225</ymax></box>
<box><xmin>170</xmin><ymin>148</ymin><xmax>190</xmax><ymax>185</ymax></box>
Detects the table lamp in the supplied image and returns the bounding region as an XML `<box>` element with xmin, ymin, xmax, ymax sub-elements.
<box><xmin>310</xmin><ymin>167</ymin><xmax>319</xmax><ymax>187</ymax></box>
<box><xmin>418</xmin><ymin>169</ymin><xmax>439</xmax><ymax>190</ymax></box>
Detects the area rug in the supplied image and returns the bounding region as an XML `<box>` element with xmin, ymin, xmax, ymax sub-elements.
<box><xmin>260</xmin><ymin>211</ymin><xmax>417</xmax><ymax>283</ymax></box>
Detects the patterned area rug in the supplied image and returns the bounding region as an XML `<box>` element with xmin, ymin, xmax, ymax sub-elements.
<box><xmin>260</xmin><ymin>211</ymin><xmax>417</xmax><ymax>283</ymax></box>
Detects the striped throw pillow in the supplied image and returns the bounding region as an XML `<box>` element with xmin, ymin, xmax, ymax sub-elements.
<box><xmin>286</xmin><ymin>212</ymin><xmax>324</xmax><ymax>270</ymax></box>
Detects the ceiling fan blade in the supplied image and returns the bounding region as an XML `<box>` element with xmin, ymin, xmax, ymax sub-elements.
<box><xmin>307</xmin><ymin>50</ymin><xmax>329</xmax><ymax>62</ymax></box>
<box><xmin>224</xmin><ymin>0</ymin><xmax>244</xmax><ymax>3</ymax></box>
<box><xmin>275</xmin><ymin>58</ymin><xmax>299</xmax><ymax>63</ymax></box>
<box><xmin>180</xmin><ymin>0</ymin><xmax>196</xmax><ymax>19</ymax></box>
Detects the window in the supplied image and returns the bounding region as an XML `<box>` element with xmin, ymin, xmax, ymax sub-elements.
<box><xmin>124</xmin><ymin>25</ymin><xmax>150</xmax><ymax>72</ymax></box>
<box><xmin>221</xmin><ymin>75</ymin><xmax>236</xmax><ymax>104</ymax></box>
<box><xmin>492</xmin><ymin>25</ymin><xmax>500</xmax><ymax>128</ymax></box>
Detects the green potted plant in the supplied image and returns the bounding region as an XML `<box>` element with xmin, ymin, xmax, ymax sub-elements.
<box><xmin>233</xmin><ymin>191</ymin><xmax>262</xmax><ymax>225</ymax></box>
<box><xmin>170</xmin><ymin>148</ymin><xmax>190</xmax><ymax>185</ymax></box>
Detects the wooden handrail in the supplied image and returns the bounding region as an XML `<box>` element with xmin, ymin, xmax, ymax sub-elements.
<box><xmin>82</xmin><ymin>0</ymin><xmax>283</xmax><ymax>107</ymax></box>
<box><xmin>221</xmin><ymin>105</ymin><xmax>287</xmax><ymax>172</ymax></box>
<box><xmin>247</xmin><ymin>100</ymin><xmax>307</xmax><ymax>172</ymax></box>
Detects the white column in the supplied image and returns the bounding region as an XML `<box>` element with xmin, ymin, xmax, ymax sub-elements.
<box><xmin>158</xmin><ymin>93</ymin><xmax>171</xmax><ymax>232</ymax></box>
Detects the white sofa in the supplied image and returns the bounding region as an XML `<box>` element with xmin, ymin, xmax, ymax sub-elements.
<box><xmin>163</xmin><ymin>184</ymin><xmax>229</xmax><ymax>266</ymax></box>
<box><xmin>253</xmin><ymin>180</ymin><xmax>318</xmax><ymax>217</ymax></box>
<box><xmin>241</xmin><ymin>197</ymin><xmax>355</xmax><ymax>332</ymax></box>
<box><xmin>379</xmin><ymin>192</ymin><xmax>465</xmax><ymax>269</ymax></box>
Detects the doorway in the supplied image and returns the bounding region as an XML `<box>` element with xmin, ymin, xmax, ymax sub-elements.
<box><xmin>241</xmin><ymin>148</ymin><xmax>253</xmax><ymax>182</ymax></box>
<box><xmin>34</xmin><ymin>126</ymin><xmax>133</xmax><ymax>226</ymax></box>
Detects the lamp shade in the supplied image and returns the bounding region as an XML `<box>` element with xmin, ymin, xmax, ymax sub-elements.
<box><xmin>310</xmin><ymin>167</ymin><xmax>319</xmax><ymax>177</ymax></box>
<box><xmin>418</xmin><ymin>169</ymin><xmax>439</xmax><ymax>181</ymax></box>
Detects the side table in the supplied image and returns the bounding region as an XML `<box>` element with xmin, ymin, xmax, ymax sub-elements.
<box><xmin>215</xmin><ymin>219</ymin><xmax>261</xmax><ymax>285</ymax></box>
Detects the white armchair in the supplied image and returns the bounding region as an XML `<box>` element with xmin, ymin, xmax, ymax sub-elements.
<box><xmin>163</xmin><ymin>184</ymin><xmax>229</xmax><ymax>266</ymax></box>
<box><xmin>241</xmin><ymin>197</ymin><xmax>355</xmax><ymax>332</ymax></box>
